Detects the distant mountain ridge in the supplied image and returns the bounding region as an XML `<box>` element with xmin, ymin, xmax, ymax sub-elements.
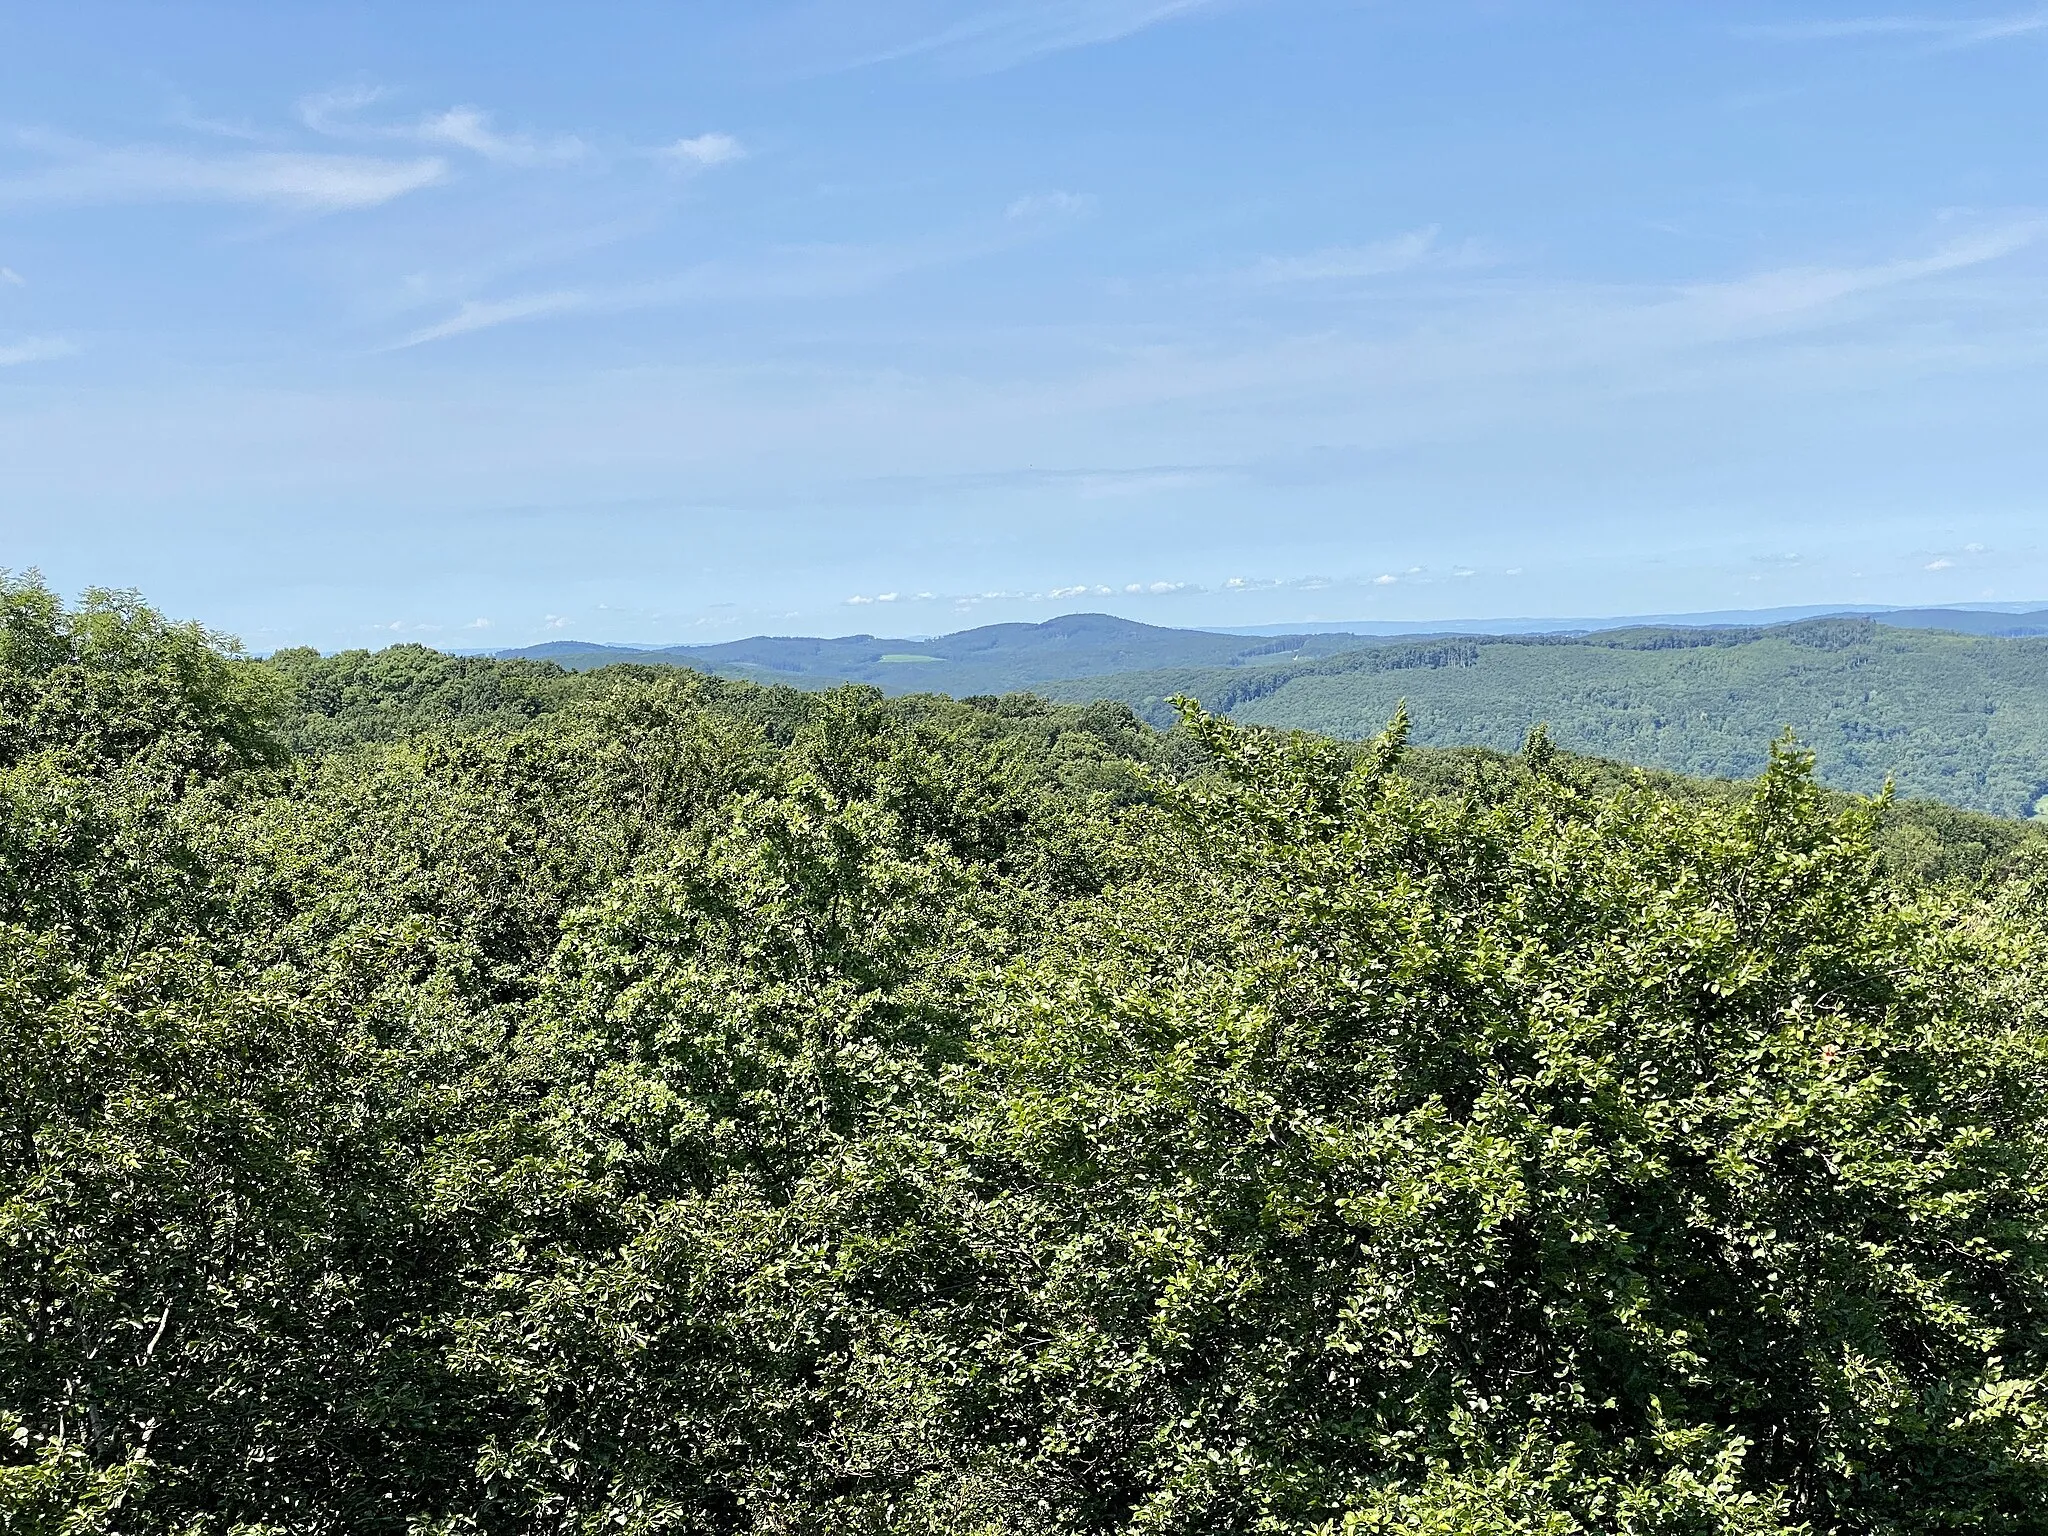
<box><xmin>490</xmin><ymin>608</ymin><xmax>2048</xmax><ymax>817</ymax></box>
<box><xmin>495</xmin><ymin>612</ymin><xmax>1385</xmax><ymax>695</ymax></box>
<box><xmin>497</xmin><ymin>604</ymin><xmax>2048</xmax><ymax>691</ymax></box>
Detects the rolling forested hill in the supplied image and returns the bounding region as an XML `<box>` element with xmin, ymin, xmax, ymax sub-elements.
<box><xmin>1051</xmin><ymin>618</ymin><xmax>2048</xmax><ymax>818</ymax></box>
<box><xmin>492</xmin><ymin>612</ymin><xmax>2048</xmax><ymax>818</ymax></box>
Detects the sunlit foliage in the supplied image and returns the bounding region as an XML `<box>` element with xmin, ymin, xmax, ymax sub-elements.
<box><xmin>6</xmin><ymin>576</ymin><xmax>2048</xmax><ymax>1533</ymax></box>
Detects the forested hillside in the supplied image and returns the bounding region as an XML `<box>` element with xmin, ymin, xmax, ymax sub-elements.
<box><xmin>1056</xmin><ymin>619</ymin><xmax>2048</xmax><ymax>817</ymax></box>
<box><xmin>492</xmin><ymin>613</ymin><xmax>2048</xmax><ymax>818</ymax></box>
<box><xmin>12</xmin><ymin>576</ymin><xmax>2048</xmax><ymax>1533</ymax></box>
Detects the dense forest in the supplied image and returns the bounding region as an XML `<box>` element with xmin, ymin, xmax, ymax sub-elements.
<box><xmin>486</xmin><ymin>612</ymin><xmax>2048</xmax><ymax>819</ymax></box>
<box><xmin>1059</xmin><ymin>619</ymin><xmax>2048</xmax><ymax>818</ymax></box>
<box><xmin>11</xmin><ymin>576</ymin><xmax>2048</xmax><ymax>1533</ymax></box>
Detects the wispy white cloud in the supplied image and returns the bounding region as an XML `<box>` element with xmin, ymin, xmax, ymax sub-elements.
<box><xmin>414</xmin><ymin>106</ymin><xmax>586</xmax><ymax>165</ymax></box>
<box><xmin>1965</xmin><ymin>9</ymin><xmax>2048</xmax><ymax>38</ymax></box>
<box><xmin>1742</xmin><ymin>16</ymin><xmax>1962</xmax><ymax>38</ymax></box>
<box><xmin>1739</xmin><ymin>9</ymin><xmax>2048</xmax><ymax>45</ymax></box>
<box><xmin>297</xmin><ymin>85</ymin><xmax>386</xmax><ymax>135</ymax></box>
<box><xmin>1676</xmin><ymin>221</ymin><xmax>2042</xmax><ymax>321</ymax></box>
<box><xmin>831</xmin><ymin>0</ymin><xmax>1233</xmax><ymax>75</ymax></box>
<box><xmin>394</xmin><ymin>290</ymin><xmax>590</xmax><ymax>348</ymax></box>
<box><xmin>301</xmin><ymin>87</ymin><xmax>586</xmax><ymax>165</ymax></box>
<box><xmin>658</xmin><ymin>133</ymin><xmax>746</xmax><ymax>168</ymax></box>
<box><xmin>0</xmin><ymin>336</ymin><xmax>74</xmax><ymax>366</ymax></box>
<box><xmin>162</xmin><ymin>95</ymin><xmax>283</xmax><ymax>144</ymax></box>
<box><xmin>0</xmin><ymin>141</ymin><xmax>447</xmax><ymax>211</ymax></box>
<box><xmin>1006</xmin><ymin>189</ymin><xmax>1095</xmax><ymax>220</ymax></box>
<box><xmin>853</xmin><ymin>578</ymin><xmax>1191</xmax><ymax>608</ymax></box>
<box><xmin>1244</xmin><ymin>225</ymin><xmax>1491</xmax><ymax>284</ymax></box>
<box><xmin>0</xmin><ymin>267</ymin><xmax>23</xmax><ymax>286</ymax></box>
<box><xmin>388</xmin><ymin>215</ymin><xmax>1065</xmax><ymax>347</ymax></box>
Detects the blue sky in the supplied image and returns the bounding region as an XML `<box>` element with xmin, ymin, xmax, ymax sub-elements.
<box><xmin>3</xmin><ymin>1</ymin><xmax>2047</xmax><ymax>648</ymax></box>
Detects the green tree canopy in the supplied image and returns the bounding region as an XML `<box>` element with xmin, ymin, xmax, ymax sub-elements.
<box><xmin>6</xmin><ymin>589</ymin><xmax>2048</xmax><ymax>1533</ymax></box>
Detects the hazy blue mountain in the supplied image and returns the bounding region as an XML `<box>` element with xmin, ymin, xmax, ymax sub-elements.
<box><xmin>1876</xmin><ymin>607</ymin><xmax>2048</xmax><ymax>637</ymax></box>
<box><xmin>486</xmin><ymin>609</ymin><xmax>2048</xmax><ymax>816</ymax></box>
<box><xmin>504</xmin><ymin>605</ymin><xmax>2048</xmax><ymax>683</ymax></box>
<box><xmin>496</xmin><ymin>612</ymin><xmax>1381</xmax><ymax>694</ymax></box>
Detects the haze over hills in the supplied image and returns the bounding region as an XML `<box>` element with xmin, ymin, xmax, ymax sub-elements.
<box><xmin>492</xmin><ymin>608</ymin><xmax>2048</xmax><ymax>817</ymax></box>
<box><xmin>1212</xmin><ymin>602</ymin><xmax>2048</xmax><ymax>637</ymax></box>
<box><xmin>495</xmin><ymin>604</ymin><xmax>2048</xmax><ymax>697</ymax></box>
<box><xmin>495</xmin><ymin>612</ymin><xmax>1383</xmax><ymax>694</ymax></box>
<box><xmin>500</xmin><ymin>602</ymin><xmax>2048</xmax><ymax>682</ymax></box>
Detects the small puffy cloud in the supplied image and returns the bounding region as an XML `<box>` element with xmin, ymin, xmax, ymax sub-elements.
<box><xmin>543</xmin><ymin>615</ymin><xmax>570</xmax><ymax>629</ymax></box>
<box><xmin>1374</xmin><ymin>574</ymin><xmax>1398</xmax><ymax>585</ymax></box>
<box><xmin>1926</xmin><ymin>557</ymin><xmax>1955</xmax><ymax>570</ymax></box>
<box><xmin>465</xmin><ymin>618</ymin><xmax>492</xmax><ymax>629</ymax></box>
<box><xmin>1006</xmin><ymin>190</ymin><xmax>1094</xmax><ymax>220</ymax></box>
<box><xmin>1965</xmin><ymin>542</ymin><xmax>1987</xmax><ymax>553</ymax></box>
<box><xmin>846</xmin><ymin>594</ymin><xmax>875</xmax><ymax>605</ymax></box>
<box><xmin>660</xmin><ymin>133</ymin><xmax>746</xmax><ymax>168</ymax></box>
<box><xmin>876</xmin><ymin>591</ymin><xmax>899</xmax><ymax>601</ymax></box>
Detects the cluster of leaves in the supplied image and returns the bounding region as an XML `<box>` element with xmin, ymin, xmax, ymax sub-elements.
<box><xmin>7</xmin><ymin>575</ymin><xmax>2048</xmax><ymax>1533</ymax></box>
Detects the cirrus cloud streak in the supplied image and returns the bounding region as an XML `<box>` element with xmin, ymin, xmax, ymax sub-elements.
<box><xmin>0</xmin><ymin>140</ymin><xmax>447</xmax><ymax>212</ymax></box>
